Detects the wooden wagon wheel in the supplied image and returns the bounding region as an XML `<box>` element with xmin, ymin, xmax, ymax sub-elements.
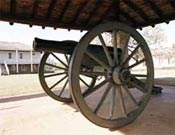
<box><xmin>69</xmin><ymin>22</ymin><xmax>154</xmax><ymax>128</ymax></box>
<box><xmin>39</xmin><ymin>52</ymin><xmax>96</xmax><ymax>102</ymax></box>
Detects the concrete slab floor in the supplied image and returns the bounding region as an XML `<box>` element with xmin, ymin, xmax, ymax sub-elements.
<box><xmin>0</xmin><ymin>85</ymin><xmax>175</xmax><ymax>135</ymax></box>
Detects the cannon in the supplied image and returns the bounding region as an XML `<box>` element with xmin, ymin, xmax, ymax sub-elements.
<box><xmin>1</xmin><ymin>0</ymin><xmax>174</xmax><ymax>129</ymax></box>
<box><xmin>33</xmin><ymin>37</ymin><xmax>122</xmax><ymax>102</ymax></box>
<box><xmin>33</xmin><ymin>22</ymin><xmax>154</xmax><ymax>129</ymax></box>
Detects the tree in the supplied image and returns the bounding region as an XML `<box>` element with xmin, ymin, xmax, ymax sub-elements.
<box><xmin>140</xmin><ymin>25</ymin><xmax>167</xmax><ymax>46</ymax></box>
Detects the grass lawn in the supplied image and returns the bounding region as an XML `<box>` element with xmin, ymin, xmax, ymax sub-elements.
<box><xmin>0</xmin><ymin>74</ymin><xmax>43</xmax><ymax>98</ymax></box>
<box><xmin>154</xmin><ymin>68</ymin><xmax>175</xmax><ymax>86</ymax></box>
<box><xmin>0</xmin><ymin>68</ymin><xmax>175</xmax><ymax>98</ymax></box>
<box><xmin>154</xmin><ymin>77</ymin><xmax>175</xmax><ymax>86</ymax></box>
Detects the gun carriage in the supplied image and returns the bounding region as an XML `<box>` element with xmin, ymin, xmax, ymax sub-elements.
<box><xmin>0</xmin><ymin>0</ymin><xmax>175</xmax><ymax>129</ymax></box>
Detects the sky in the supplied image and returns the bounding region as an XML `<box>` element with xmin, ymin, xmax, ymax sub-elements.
<box><xmin>0</xmin><ymin>21</ymin><xmax>86</xmax><ymax>45</ymax></box>
<box><xmin>0</xmin><ymin>20</ymin><xmax>175</xmax><ymax>47</ymax></box>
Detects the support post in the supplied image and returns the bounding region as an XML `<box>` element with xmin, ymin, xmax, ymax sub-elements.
<box><xmin>30</xmin><ymin>50</ymin><xmax>33</xmax><ymax>73</ymax></box>
<box><xmin>16</xmin><ymin>49</ymin><xmax>19</xmax><ymax>73</ymax></box>
<box><xmin>0</xmin><ymin>65</ymin><xmax>1</xmax><ymax>76</ymax></box>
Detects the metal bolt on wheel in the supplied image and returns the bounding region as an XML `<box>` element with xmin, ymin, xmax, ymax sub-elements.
<box><xmin>69</xmin><ymin>22</ymin><xmax>154</xmax><ymax>128</ymax></box>
<box><xmin>39</xmin><ymin>52</ymin><xmax>96</xmax><ymax>102</ymax></box>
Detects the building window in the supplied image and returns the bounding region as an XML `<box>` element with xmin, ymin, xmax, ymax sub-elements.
<box><xmin>8</xmin><ymin>53</ymin><xmax>12</xmax><ymax>59</ymax></box>
<box><xmin>20</xmin><ymin>53</ymin><xmax>23</xmax><ymax>59</ymax></box>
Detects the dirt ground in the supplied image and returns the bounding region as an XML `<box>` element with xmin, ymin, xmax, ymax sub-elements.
<box><xmin>0</xmin><ymin>85</ymin><xmax>175</xmax><ymax>135</ymax></box>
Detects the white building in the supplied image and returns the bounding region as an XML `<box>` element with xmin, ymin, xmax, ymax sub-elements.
<box><xmin>0</xmin><ymin>41</ymin><xmax>41</xmax><ymax>75</ymax></box>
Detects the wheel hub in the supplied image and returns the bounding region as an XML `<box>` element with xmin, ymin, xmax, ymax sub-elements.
<box><xmin>111</xmin><ymin>67</ymin><xmax>130</xmax><ymax>84</ymax></box>
<box><xmin>112</xmin><ymin>67</ymin><xmax>122</xmax><ymax>84</ymax></box>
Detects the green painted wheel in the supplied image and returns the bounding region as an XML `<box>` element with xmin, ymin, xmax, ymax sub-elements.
<box><xmin>39</xmin><ymin>52</ymin><xmax>96</xmax><ymax>102</ymax></box>
<box><xmin>69</xmin><ymin>22</ymin><xmax>154</xmax><ymax>128</ymax></box>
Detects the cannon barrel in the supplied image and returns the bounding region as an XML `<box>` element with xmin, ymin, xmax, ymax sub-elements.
<box><xmin>33</xmin><ymin>38</ymin><xmax>111</xmax><ymax>54</ymax></box>
<box><xmin>33</xmin><ymin>38</ymin><xmax>77</xmax><ymax>54</ymax></box>
<box><xmin>33</xmin><ymin>38</ymin><xmax>120</xmax><ymax>55</ymax></box>
<box><xmin>33</xmin><ymin>38</ymin><xmax>122</xmax><ymax>68</ymax></box>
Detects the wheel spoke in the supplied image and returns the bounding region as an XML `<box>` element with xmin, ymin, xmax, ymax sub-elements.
<box><xmin>112</xmin><ymin>30</ymin><xmax>119</xmax><ymax>65</ymax></box>
<box><xmin>84</xmin><ymin>78</ymin><xmax>110</xmax><ymax>97</ymax></box>
<box><xmin>109</xmin><ymin>85</ymin><xmax>116</xmax><ymax>119</ymax></box>
<box><xmin>117</xmin><ymin>86</ymin><xmax>127</xmax><ymax>117</ymax></box>
<box><xmin>44</xmin><ymin>72</ymin><xmax>67</xmax><ymax>78</ymax></box>
<box><xmin>45</xmin><ymin>63</ymin><xmax>67</xmax><ymax>70</ymax></box>
<box><xmin>128</xmin><ymin>76</ymin><xmax>147</xmax><ymax>93</ymax></box>
<box><xmin>64</xmin><ymin>54</ymin><xmax>69</xmax><ymax>64</ymax></box>
<box><xmin>85</xmin><ymin>51</ymin><xmax>110</xmax><ymax>70</ymax></box>
<box><xmin>68</xmin><ymin>21</ymin><xmax>154</xmax><ymax>128</ymax></box>
<box><xmin>122</xmin><ymin>45</ymin><xmax>140</xmax><ymax>67</ymax></box>
<box><xmin>120</xmin><ymin>34</ymin><xmax>130</xmax><ymax>64</ymax></box>
<box><xmin>98</xmin><ymin>34</ymin><xmax>113</xmax><ymax>66</ymax></box>
<box><xmin>127</xmin><ymin>58</ymin><xmax>145</xmax><ymax>69</ymax></box>
<box><xmin>93</xmin><ymin>82</ymin><xmax>113</xmax><ymax>114</ymax></box>
<box><xmin>121</xmin><ymin>85</ymin><xmax>138</xmax><ymax>106</ymax></box>
<box><xmin>49</xmin><ymin>75</ymin><xmax>68</xmax><ymax>90</ymax></box>
<box><xmin>79</xmin><ymin>77</ymin><xmax>90</xmax><ymax>88</ymax></box>
<box><xmin>51</xmin><ymin>53</ymin><xmax>68</xmax><ymax>68</ymax></box>
<box><xmin>58</xmin><ymin>79</ymin><xmax>69</xmax><ymax>97</ymax></box>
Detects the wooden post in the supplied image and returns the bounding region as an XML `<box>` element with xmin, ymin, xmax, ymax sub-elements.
<box><xmin>16</xmin><ymin>50</ymin><xmax>19</xmax><ymax>73</ymax></box>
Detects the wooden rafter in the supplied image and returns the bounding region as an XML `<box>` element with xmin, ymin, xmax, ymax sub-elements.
<box><xmin>0</xmin><ymin>0</ymin><xmax>175</xmax><ymax>30</ymax></box>
<box><xmin>10</xmin><ymin>0</ymin><xmax>16</xmax><ymax>15</ymax></box>
<box><xmin>83</xmin><ymin>0</ymin><xmax>101</xmax><ymax>26</ymax></box>
<box><xmin>71</xmin><ymin>1</ymin><xmax>88</xmax><ymax>24</ymax></box>
<box><xmin>58</xmin><ymin>0</ymin><xmax>70</xmax><ymax>22</ymax></box>
<box><xmin>120</xmin><ymin>9</ymin><xmax>137</xmax><ymax>26</ymax></box>
<box><xmin>95</xmin><ymin>4</ymin><xmax>113</xmax><ymax>26</ymax></box>
<box><xmin>110</xmin><ymin>0</ymin><xmax>137</xmax><ymax>26</ymax></box>
<box><xmin>123</xmin><ymin>0</ymin><xmax>148</xmax><ymax>21</ymax></box>
<box><xmin>137</xmin><ymin>13</ymin><xmax>175</xmax><ymax>28</ymax></box>
<box><xmin>46</xmin><ymin>0</ymin><xmax>57</xmax><ymax>19</ymax></box>
<box><xmin>31</xmin><ymin>0</ymin><xmax>39</xmax><ymax>18</ymax></box>
<box><xmin>112</xmin><ymin>0</ymin><xmax>120</xmax><ymax>20</ymax></box>
<box><xmin>169</xmin><ymin>0</ymin><xmax>175</xmax><ymax>10</ymax></box>
<box><xmin>143</xmin><ymin>0</ymin><xmax>163</xmax><ymax>17</ymax></box>
<box><xmin>0</xmin><ymin>14</ymin><xmax>90</xmax><ymax>30</ymax></box>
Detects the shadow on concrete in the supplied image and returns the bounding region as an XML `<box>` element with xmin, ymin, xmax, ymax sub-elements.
<box><xmin>0</xmin><ymin>93</ymin><xmax>47</xmax><ymax>103</ymax></box>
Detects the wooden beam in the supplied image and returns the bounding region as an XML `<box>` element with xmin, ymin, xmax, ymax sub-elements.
<box><xmin>58</xmin><ymin>0</ymin><xmax>71</xmax><ymax>22</ymax></box>
<box><xmin>0</xmin><ymin>13</ymin><xmax>90</xmax><ymax>30</ymax></box>
<box><xmin>31</xmin><ymin>0</ymin><xmax>40</xmax><ymax>18</ymax></box>
<box><xmin>10</xmin><ymin>0</ymin><xmax>16</xmax><ymax>15</ymax></box>
<box><xmin>71</xmin><ymin>1</ymin><xmax>88</xmax><ymax>24</ymax></box>
<box><xmin>113</xmin><ymin>0</ymin><xmax>137</xmax><ymax>25</ymax></box>
<box><xmin>112</xmin><ymin>0</ymin><xmax>120</xmax><ymax>20</ymax></box>
<box><xmin>95</xmin><ymin>4</ymin><xmax>113</xmax><ymax>26</ymax></box>
<box><xmin>136</xmin><ymin>13</ymin><xmax>175</xmax><ymax>28</ymax></box>
<box><xmin>123</xmin><ymin>0</ymin><xmax>148</xmax><ymax>21</ymax></box>
<box><xmin>46</xmin><ymin>0</ymin><xmax>57</xmax><ymax>19</ymax></box>
<box><xmin>83</xmin><ymin>0</ymin><xmax>101</xmax><ymax>26</ymax></box>
<box><xmin>120</xmin><ymin>9</ymin><xmax>137</xmax><ymax>26</ymax></box>
<box><xmin>143</xmin><ymin>0</ymin><xmax>163</xmax><ymax>17</ymax></box>
<box><xmin>169</xmin><ymin>0</ymin><xmax>175</xmax><ymax>10</ymax></box>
